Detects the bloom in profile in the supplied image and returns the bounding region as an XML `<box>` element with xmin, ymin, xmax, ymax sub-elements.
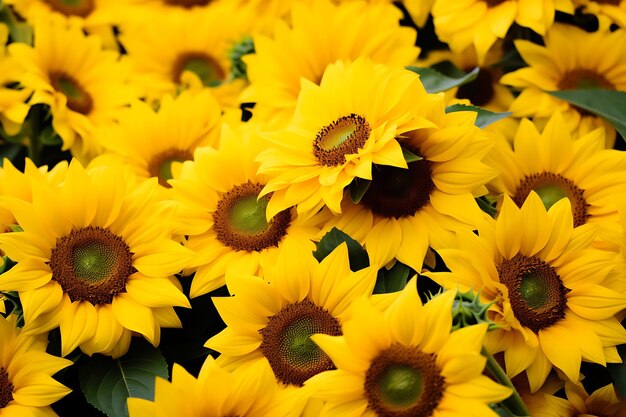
<box><xmin>242</xmin><ymin>0</ymin><xmax>419</xmax><ymax>126</ymax></box>
<box><xmin>501</xmin><ymin>24</ymin><xmax>626</xmax><ymax>146</ymax></box>
<box><xmin>0</xmin><ymin>160</ymin><xmax>194</xmax><ymax>357</ymax></box>
<box><xmin>0</xmin><ymin>314</ymin><xmax>72</xmax><ymax>416</ymax></box>
<box><xmin>306</xmin><ymin>280</ymin><xmax>512</xmax><ymax>416</ymax></box>
<box><xmin>128</xmin><ymin>356</ymin><xmax>300</xmax><ymax>417</ymax></box>
<box><xmin>206</xmin><ymin>241</ymin><xmax>378</xmax><ymax>388</ymax></box>
<box><xmin>9</xmin><ymin>20</ymin><xmax>137</xmax><ymax>160</ymax></box>
<box><xmin>258</xmin><ymin>59</ymin><xmax>438</xmax><ymax>220</ymax></box>
<box><xmin>429</xmin><ymin>193</ymin><xmax>626</xmax><ymax>392</ymax></box>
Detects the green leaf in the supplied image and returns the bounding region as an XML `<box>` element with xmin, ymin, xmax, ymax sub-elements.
<box><xmin>490</xmin><ymin>403</ymin><xmax>529</xmax><ymax>417</ymax></box>
<box><xmin>79</xmin><ymin>339</ymin><xmax>168</xmax><ymax>417</ymax></box>
<box><xmin>373</xmin><ymin>262</ymin><xmax>411</xmax><ymax>294</ymax></box>
<box><xmin>407</xmin><ymin>63</ymin><xmax>479</xmax><ymax>94</ymax></box>
<box><xmin>313</xmin><ymin>227</ymin><xmax>369</xmax><ymax>271</ymax></box>
<box><xmin>608</xmin><ymin>343</ymin><xmax>626</xmax><ymax>398</ymax></box>
<box><xmin>476</xmin><ymin>196</ymin><xmax>497</xmax><ymax>218</ymax></box>
<box><xmin>349</xmin><ymin>177</ymin><xmax>371</xmax><ymax>204</ymax></box>
<box><xmin>402</xmin><ymin>147</ymin><xmax>423</xmax><ymax>163</ymax></box>
<box><xmin>549</xmin><ymin>89</ymin><xmax>626</xmax><ymax>139</ymax></box>
<box><xmin>446</xmin><ymin>104</ymin><xmax>511</xmax><ymax>128</ymax></box>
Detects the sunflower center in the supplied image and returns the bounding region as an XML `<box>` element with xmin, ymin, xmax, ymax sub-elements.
<box><xmin>499</xmin><ymin>254</ymin><xmax>570</xmax><ymax>333</ymax></box>
<box><xmin>558</xmin><ymin>69</ymin><xmax>615</xmax><ymax>90</ymax></box>
<box><xmin>0</xmin><ymin>368</ymin><xmax>13</xmax><ymax>409</ymax></box>
<box><xmin>455</xmin><ymin>67</ymin><xmax>495</xmax><ymax>107</ymax></box>
<box><xmin>259</xmin><ymin>299</ymin><xmax>342</xmax><ymax>386</ymax></box>
<box><xmin>44</xmin><ymin>0</ymin><xmax>95</xmax><ymax>17</ymax></box>
<box><xmin>49</xmin><ymin>72</ymin><xmax>93</xmax><ymax>115</ymax></box>
<box><xmin>213</xmin><ymin>181</ymin><xmax>291</xmax><ymax>252</ymax></box>
<box><xmin>365</xmin><ymin>344</ymin><xmax>445</xmax><ymax>417</ymax></box>
<box><xmin>360</xmin><ymin>147</ymin><xmax>434</xmax><ymax>219</ymax></box>
<box><xmin>173</xmin><ymin>52</ymin><xmax>225</xmax><ymax>87</ymax></box>
<box><xmin>49</xmin><ymin>226</ymin><xmax>134</xmax><ymax>305</ymax></box>
<box><xmin>164</xmin><ymin>0</ymin><xmax>212</xmax><ymax>7</ymax></box>
<box><xmin>483</xmin><ymin>0</ymin><xmax>507</xmax><ymax>6</ymax></box>
<box><xmin>313</xmin><ymin>114</ymin><xmax>371</xmax><ymax>166</ymax></box>
<box><xmin>513</xmin><ymin>172</ymin><xmax>588</xmax><ymax>227</ymax></box>
<box><xmin>595</xmin><ymin>0</ymin><xmax>621</xmax><ymax>4</ymax></box>
<box><xmin>147</xmin><ymin>148</ymin><xmax>193</xmax><ymax>187</ymax></box>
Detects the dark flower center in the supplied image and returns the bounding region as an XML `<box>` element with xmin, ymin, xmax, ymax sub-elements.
<box><xmin>484</xmin><ymin>0</ymin><xmax>507</xmax><ymax>6</ymax></box>
<box><xmin>49</xmin><ymin>72</ymin><xmax>93</xmax><ymax>115</ymax></box>
<box><xmin>147</xmin><ymin>148</ymin><xmax>193</xmax><ymax>187</ymax></box>
<box><xmin>455</xmin><ymin>67</ymin><xmax>496</xmax><ymax>107</ymax></box>
<box><xmin>313</xmin><ymin>114</ymin><xmax>371</xmax><ymax>167</ymax></box>
<box><xmin>259</xmin><ymin>299</ymin><xmax>342</xmax><ymax>386</ymax></box>
<box><xmin>365</xmin><ymin>344</ymin><xmax>445</xmax><ymax>417</ymax></box>
<box><xmin>44</xmin><ymin>0</ymin><xmax>95</xmax><ymax>17</ymax></box>
<box><xmin>173</xmin><ymin>52</ymin><xmax>225</xmax><ymax>87</ymax></box>
<box><xmin>558</xmin><ymin>69</ymin><xmax>615</xmax><ymax>90</ymax></box>
<box><xmin>164</xmin><ymin>0</ymin><xmax>212</xmax><ymax>7</ymax></box>
<box><xmin>49</xmin><ymin>226</ymin><xmax>134</xmax><ymax>305</ymax></box>
<box><xmin>0</xmin><ymin>367</ymin><xmax>13</xmax><ymax>409</ymax></box>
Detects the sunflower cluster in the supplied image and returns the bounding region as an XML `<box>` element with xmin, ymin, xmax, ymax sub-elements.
<box><xmin>0</xmin><ymin>0</ymin><xmax>626</xmax><ymax>416</ymax></box>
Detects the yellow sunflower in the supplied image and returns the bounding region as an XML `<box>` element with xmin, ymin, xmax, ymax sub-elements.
<box><xmin>315</xmin><ymin>99</ymin><xmax>496</xmax><ymax>271</ymax></box>
<box><xmin>119</xmin><ymin>3</ymin><xmax>259</xmax><ymax>109</ymax></box>
<box><xmin>89</xmin><ymin>90</ymin><xmax>222</xmax><ymax>189</ymax></box>
<box><xmin>205</xmin><ymin>241</ymin><xmax>378</xmax><ymax>389</ymax></box>
<box><xmin>432</xmin><ymin>0</ymin><xmax>574</xmax><ymax>64</ymax></box>
<box><xmin>170</xmin><ymin>124</ymin><xmax>324</xmax><ymax>298</ymax></box>
<box><xmin>403</xmin><ymin>0</ymin><xmax>436</xmax><ymax>27</ymax></box>
<box><xmin>241</xmin><ymin>0</ymin><xmax>419</xmax><ymax>127</ymax></box>
<box><xmin>0</xmin><ymin>24</ymin><xmax>30</xmax><ymax>136</ymax></box>
<box><xmin>429</xmin><ymin>192</ymin><xmax>626</xmax><ymax>392</ymax></box>
<box><xmin>258</xmin><ymin>59</ymin><xmax>441</xmax><ymax>220</ymax></box>
<box><xmin>305</xmin><ymin>280</ymin><xmax>512</xmax><ymax>416</ymax></box>
<box><xmin>484</xmin><ymin>113</ymin><xmax>626</xmax><ymax>239</ymax></box>
<box><xmin>0</xmin><ymin>314</ymin><xmax>72</xmax><ymax>416</ymax></box>
<box><xmin>0</xmin><ymin>160</ymin><xmax>194</xmax><ymax>358</ymax></box>
<box><xmin>573</xmin><ymin>0</ymin><xmax>626</xmax><ymax>28</ymax></box>
<box><xmin>9</xmin><ymin>19</ymin><xmax>137</xmax><ymax>161</ymax></box>
<box><xmin>128</xmin><ymin>356</ymin><xmax>301</xmax><ymax>417</ymax></box>
<box><xmin>500</xmin><ymin>24</ymin><xmax>626</xmax><ymax>147</ymax></box>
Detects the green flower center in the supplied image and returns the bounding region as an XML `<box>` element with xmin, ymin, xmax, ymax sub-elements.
<box><xmin>44</xmin><ymin>0</ymin><xmax>95</xmax><ymax>17</ymax></box>
<box><xmin>173</xmin><ymin>53</ymin><xmax>225</xmax><ymax>87</ymax></box>
<box><xmin>49</xmin><ymin>72</ymin><xmax>93</xmax><ymax>115</ymax></box>
<box><xmin>313</xmin><ymin>114</ymin><xmax>371</xmax><ymax>166</ymax></box>
<box><xmin>0</xmin><ymin>367</ymin><xmax>13</xmax><ymax>409</ymax></box>
<box><xmin>513</xmin><ymin>172</ymin><xmax>588</xmax><ymax>227</ymax></box>
<box><xmin>147</xmin><ymin>148</ymin><xmax>193</xmax><ymax>187</ymax></box>
<box><xmin>213</xmin><ymin>181</ymin><xmax>291</xmax><ymax>252</ymax></box>
<box><xmin>50</xmin><ymin>226</ymin><xmax>134</xmax><ymax>305</ymax></box>
<box><xmin>260</xmin><ymin>299</ymin><xmax>342</xmax><ymax>386</ymax></box>
<box><xmin>360</xmin><ymin>145</ymin><xmax>434</xmax><ymax>219</ymax></box>
<box><xmin>499</xmin><ymin>254</ymin><xmax>570</xmax><ymax>333</ymax></box>
<box><xmin>365</xmin><ymin>344</ymin><xmax>445</xmax><ymax>416</ymax></box>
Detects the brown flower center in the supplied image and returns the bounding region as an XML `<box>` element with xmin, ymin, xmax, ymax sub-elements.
<box><xmin>172</xmin><ymin>52</ymin><xmax>225</xmax><ymax>87</ymax></box>
<box><xmin>498</xmin><ymin>254</ymin><xmax>570</xmax><ymax>333</ymax></box>
<box><xmin>213</xmin><ymin>181</ymin><xmax>291</xmax><ymax>252</ymax></box>
<box><xmin>49</xmin><ymin>72</ymin><xmax>93</xmax><ymax>115</ymax></box>
<box><xmin>49</xmin><ymin>226</ymin><xmax>134</xmax><ymax>305</ymax></box>
<box><xmin>513</xmin><ymin>172</ymin><xmax>588</xmax><ymax>227</ymax></box>
<box><xmin>313</xmin><ymin>114</ymin><xmax>371</xmax><ymax>167</ymax></box>
<box><xmin>43</xmin><ymin>0</ymin><xmax>95</xmax><ymax>17</ymax></box>
<box><xmin>163</xmin><ymin>0</ymin><xmax>212</xmax><ymax>7</ymax></box>
<box><xmin>558</xmin><ymin>69</ymin><xmax>615</xmax><ymax>90</ymax></box>
<box><xmin>147</xmin><ymin>148</ymin><xmax>193</xmax><ymax>187</ymax></box>
<box><xmin>484</xmin><ymin>0</ymin><xmax>507</xmax><ymax>6</ymax></box>
<box><xmin>259</xmin><ymin>299</ymin><xmax>342</xmax><ymax>386</ymax></box>
<box><xmin>360</xmin><ymin>146</ymin><xmax>434</xmax><ymax>219</ymax></box>
<box><xmin>455</xmin><ymin>67</ymin><xmax>496</xmax><ymax>107</ymax></box>
<box><xmin>365</xmin><ymin>344</ymin><xmax>445</xmax><ymax>417</ymax></box>
<box><xmin>0</xmin><ymin>367</ymin><xmax>13</xmax><ymax>409</ymax></box>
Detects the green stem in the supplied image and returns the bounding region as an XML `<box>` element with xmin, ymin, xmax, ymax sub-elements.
<box><xmin>482</xmin><ymin>347</ymin><xmax>530</xmax><ymax>417</ymax></box>
<box><xmin>477</xmin><ymin>197</ymin><xmax>497</xmax><ymax>218</ymax></box>
<box><xmin>26</xmin><ymin>105</ymin><xmax>44</xmax><ymax>166</ymax></box>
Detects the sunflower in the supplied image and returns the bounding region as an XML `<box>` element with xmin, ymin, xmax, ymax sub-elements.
<box><xmin>428</xmin><ymin>192</ymin><xmax>626</xmax><ymax>392</ymax></box>
<box><xmin>241</xmin><ymin>0</ymin><xmax>419</xmax><ymax>127</ymax></box>
<box><xmin>89</xmin><ymin>90</ymin><xmax>222</xmax><ymax>189</ymax></box>
<box><xmin>0</xmin><ymin>23</ymin><xmax>30</xmax><ymax>136</ymax></box>
<box><xmin>315</xmin><ymin>99</ymin><xmax>496</xmax><ymax>271</ymax></box>
<box><xmin>304</xmin><ymin>280</ymin><xmax>512</xmax><ymax>416</ymax></box>
<box><xmin>119</xmin><ymin>3</ymin><xmax>259</xmax><ymax>109</ymax></box>
<box><xmin>403</xmin><ymin>0</ymin><xmax>436</xmax><ymax>27</ymax></box>
<box><xmin>205</xmin><ymin>241</ymin><xmax>378</xmax><ymax>390</ymax></box>
<box><xmin>128</xmin><ymin>356</ymin><xmax>302</xmax><ymax>417</ymax></box>
<box><xmin>500</xmin><ymin>24</ymin><xmax>626</xmax><ymax>147</ymax></box>
<box><xmin>484</xmin><ymin>113</ymin><xmax>626</xmax><ymax>238</ymax></box>
<box><xmin>8</xmin><ymin>19</ymin><xmax>137</xmax><ymax>161</ymax></box>
<box><xmin>573</xmin><ymin>0</ymin><xmax>626</xmax><ymax>28</ymax></box>
<box><xmin>0</xmin><ymin>314</ymin><xmax>72</xmax><ymax>416</ymax></box>
<box><xmin>0</xmin><ymin>160</ymin><xmax>194</xmax><ymax>358</ymax></box>
<box><xmin>258</xmin><ymin>59</ymin><xmax>444</xmax><ymax>221</ymax></box>
<box><xmin>432</xmin><ymin>0</ymin><xmax>573</xmax><ymax>64</ymax></box>
<box><xmin>170</xmin><ymin>124</ymin><xmax>325</xmax><ymax>298</ymax></box>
